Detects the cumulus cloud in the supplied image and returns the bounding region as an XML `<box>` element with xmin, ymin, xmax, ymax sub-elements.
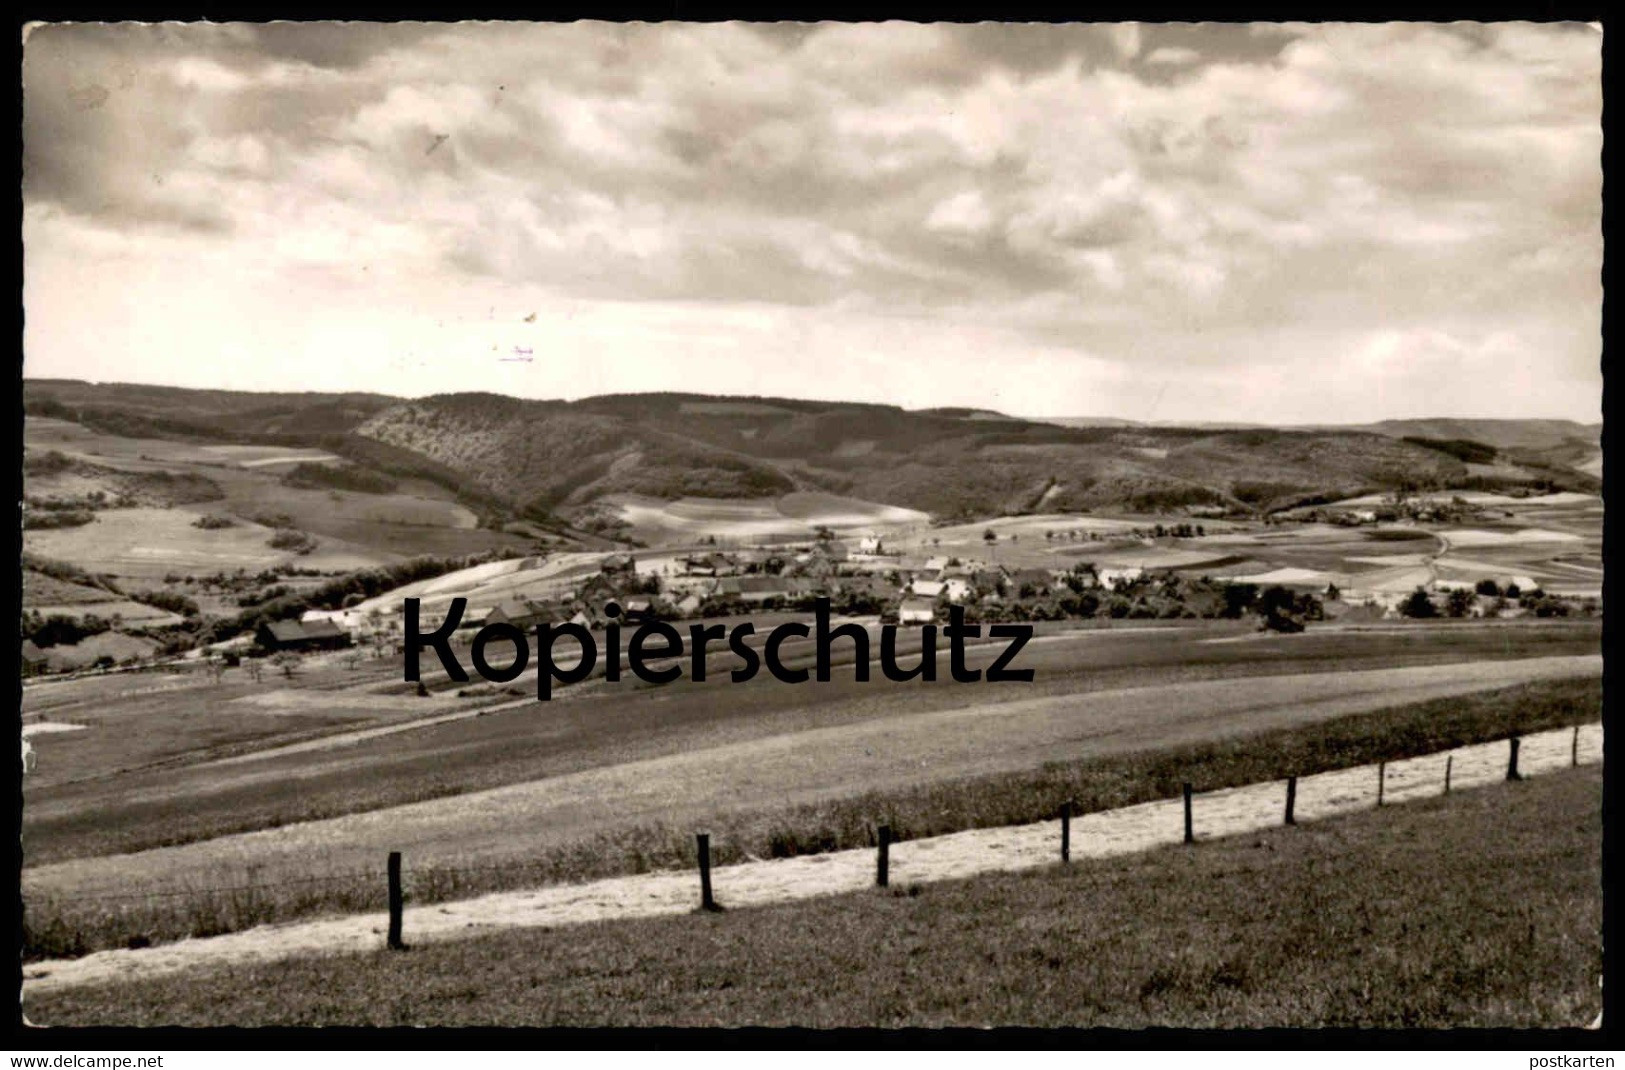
<box><xmin>21</xmin><ymin>21</ymin><xmax>1602</xmax><ymax>422</ymax></box>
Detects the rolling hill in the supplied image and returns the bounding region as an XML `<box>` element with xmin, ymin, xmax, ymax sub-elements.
<box><xmin>23</xmin><ymin>381</ymin><xmax>1601</xmax><ymax>532</ymax></box>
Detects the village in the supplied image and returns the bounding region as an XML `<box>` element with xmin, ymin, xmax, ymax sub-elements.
<box><xmin>188</xmin><ymin>503</ymin><xmax>1595</xmax><ymax>679</ymax></box>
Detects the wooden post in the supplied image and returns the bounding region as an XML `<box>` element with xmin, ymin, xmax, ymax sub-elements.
<box><xmin>1573</xmin><ymin>725</ymin><xmax>1581</xmax><ymax>768</ymax></box>
<box><xmin>1284</xmin><ymin>776</ymin><xmax>1297</xmax><ymax>826</ymax></box>
<box><xmin>876</xmin><ymin>825</ymin><xmax>891</xmax><ymax>887</ymax></box>
<box><xmin>386</xmin><ymin>851</ymin><xmax>404</xmax><ymax>951</ymax></box>
<box><xmin>1444</xmin><ymin>755</ymin><xmax>1453</xmax><ymax>795</ymax></box>
<box><xmin>1508</xmin><ymin>737</ymin><xmax>1521</xmax><ymax>781</ymax></box>
<box><xmin>1060</xmin><ymin>800</ymin><xmax>1072</xmax><ymax>863</ymax></box>
<box><xmin>697</xmin><ymin>832</ymin><xmax>719</xmax><ymax>912</ymax></box>
<box><xmin>1377</xmin><ymin>762</ymin><xmax>1386</xmax><ymax>807</ymax></box>
<box><xmin>1182</xmin><ymin>782</ymin><xmax>1194</xmax><ymax>844</ymax></box>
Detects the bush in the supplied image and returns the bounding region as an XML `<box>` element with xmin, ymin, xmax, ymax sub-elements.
<box><xmin>1221</xmin><ymin>583</ymin><xmax>1259</xmax><ymax>619</ymax></box>
<box><xmin>23</xmin><ymin>510</ymin><xmax>95</xmax><ymax>530</ymax></box>
<box><xmin>281</xmin><ymin>463</ymin><xmax>398</xmax><ymax>495</ymax></box>
<box><xmin>133</xmin><ymin>591</ymin><xmax>201</xmax><ymax>617</ymax></box>
<box><xmin>22</xmin><ymin>449</ymin><xmax>74</xmax><ymax>475</ymax></box>
<box><xmin>267</xmin><ymin>529</ymin><xmax>318</xmax><ymax>555</ymax></box>
<box><xmin>1400</xmin><ymin>587</ymin><xmax>1439</xmax><ymax>619</ymax></box>
<box><xmin>1445</xmin><ymin>588</ymin><xmax>1476</xmax><ymax>618</ymax></box>
<box><xmin>192</xmin><ymin>515</ymin><xmax>236</xmax><ymax>530</ymax></box>
<box><xmin>26</xmin><ymin>613</ymin><xmax>113</xmax><ymax>648</ymax></box>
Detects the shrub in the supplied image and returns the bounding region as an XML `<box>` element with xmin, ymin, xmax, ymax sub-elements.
<box><xmin>267</xmin><ymin>529</ymin><xmax>318</xmax><ymax>555</ymax></box>
<box><xmin>1400</xmin><ymin>587</ymin><xmax>1439</xmax><ymax>619</ymax></box>
<box><xmin>23</xmin><ymin>510</ymin><xmax>95</xmax><ymax>530</ymax></box>
<box><xmin>281</xmin><ymin>463</ymin><xmax>398</xmax><ymax>495</ymax></box>
<box><xmin>27</xmin><ymin>613</ymin><xmax>113</xmax><ymax>648</ymax></box>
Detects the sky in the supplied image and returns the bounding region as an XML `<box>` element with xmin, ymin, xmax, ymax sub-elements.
<box><xmin>22</xmin><ymin>21</ymin><xmax>1603</xmax><ymax>423</ymax></box>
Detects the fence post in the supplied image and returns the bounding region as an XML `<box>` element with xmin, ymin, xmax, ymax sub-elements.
<box><xmin>697</xmin><ymin>832</ymin><xmax>720</xmax><ymax>912</ymax></box>
<box><xmin>1377</xmin><ymin>762</ymin><xmax>1386</xmax><ymax>807</ymax></box>
<box><xmin>1573</xmin><ymin>725</ymin><xmax>1581</xmax><ymax>768</ymax></box>
<box><xmin>1285</xmin><ymin>776</ymin><xmax>1297</xmax><ymax>826</ymax></box>
<box><xmin>1060</xmin><ymin>800</ymin><xmax>1072</xmax><ymax>863</ymax></box>
<box><xmin>1444</xmin><ymin>755</ymin><xmax>1453</xmax><ymax>795</ymax></box>
<box><xmin>1508</xmin><ymin>737</ymin><xmax>1522</xmax><ymax>781</ymax></box>
<box><xmin>876</xmin><ymin>825</ymin><xmax>891</xmax><ymax>887</ymax></box>
<box><xmin>1182</xmin><ymin>783</ymin><xmax>1194</xmax><ymax>844</ymax></box>
<box><xmin>386</xmin><ymin>851</ymin><xmax>404</xmax><ymax>951</ymax></box>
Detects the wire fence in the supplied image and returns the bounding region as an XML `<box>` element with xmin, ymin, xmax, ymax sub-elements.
<box><xmin>24</xmin><ymin>723</ymin><xmax>1597</xmax><ymax>957</ymax></box>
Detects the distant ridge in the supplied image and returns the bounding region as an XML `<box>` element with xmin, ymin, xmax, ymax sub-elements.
<box><xmin>23</xmin><ymin>379</ymin><xmax>1601</xmax><ymax>525</ymax></box>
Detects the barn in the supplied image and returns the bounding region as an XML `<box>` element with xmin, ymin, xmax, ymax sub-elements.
<box><xmin>255</xmin><ymin>619</ymin><xmax>353</xmax><ymax>653</ymax></box>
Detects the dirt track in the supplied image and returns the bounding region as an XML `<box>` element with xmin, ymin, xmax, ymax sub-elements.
<box><xmin>21</xmin><ymin>721</ymin><xmax>1601</xmax><ymax>998</ymax></box>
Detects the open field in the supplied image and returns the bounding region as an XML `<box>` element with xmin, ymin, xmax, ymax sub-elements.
<box><xmin>23</xmin><ymin>619</ymin><xmax>1599</xmax><ymax>861</ymax></box>
<box><xmin>26</xmin><ymin>416</ymin><xmax>276</xmax><ymax>470</ymax></box>
<box><xmin>22</xmin><ymin>569</ymin><xmax>120</xmax><ymax>606</ymax></box>
<box><xmin>34</xmin><ymin>632</ymin><xmax>163</xmax><ymax>670</ymax></box>
<box><xmin>25</xmin><ymin>653</ymin><xmax>1599</xmax><ymax>883</ymax></box>
<box><xmin>19</xmin><ymin>721</ymin><xmax>1600</xmax><ymax>996</ymax></box>
<box><xmin>25</xmin><ymin>599</ymin><xmax>184</xmax><ymax>628</ymax></box>
<box><xmin>1327</xmin><ymin>489</ymin><xmax>1600</xmax><ymax>509</ymax></box>
<box><xmin>20</xmin><ymin>653</ymin><xmax>1600</xmax><ymax>957</ymax></box>
<box><xmin>603</xmin><ymin>491</ymin><xmax>930</xmax><ymax>545</ymax></box>
<box><xmin>23</xmin><ymin>506</ymin><xmax>390</xmax><ymax>581</ymax></box>
<box><xmin>24</xmin><ymin>763</ymin><xmax>1602</xmax><ymax>1027</ymax></box>
<box><xmin>25</xmin><ymin>416</ymin><xmax>530</xmax><ymax>567</ymax></box>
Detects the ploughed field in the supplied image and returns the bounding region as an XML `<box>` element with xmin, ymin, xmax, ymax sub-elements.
<box><xmin>22</xmin><ymin>620</ymin><xmax>1600</xmax><ymax>921</ymax></box>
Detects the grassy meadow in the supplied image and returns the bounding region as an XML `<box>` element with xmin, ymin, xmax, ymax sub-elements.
<box><xmin>22</xmin><ymin>674</ymin><xmax>1600</xmax><ymax>961</ymax></box>
<box><xmin>23</xmin><ymin>619</ymin><xmax>1598</xmax><ymax>864</ymax></box>
<box><xmin>26</xmin><ymin>763</ymin><xmax>1603</xmax><ymax>1027</ymax></box>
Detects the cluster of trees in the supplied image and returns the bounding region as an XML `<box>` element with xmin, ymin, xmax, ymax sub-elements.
<box><xmin>23</xmin><ymin>509</ymin><xmax>96</xmax><ymax>530</ymax></box>
<box><xmin>149</xmin><ymin>548</ymin><xmax>536</xmax><ymax>656</ymax></box>
<box><xmin>164</xmin><ymin>563</ymin><xmax>324</xmax><ymax>591</ymax></box>
<box><xmin>680</xmin><ymin>570</ymin><xmax>1325</xmax><ymax>630</ymax></box>
<box><xmin>928</xmin><ymin>570</ymin><xmax>1326</xmax><ymax>627</ymax></box>
<box><xmin>267</xmin><ymin>528</ymin><xmax>318</xmax><ymax>554</ymax></box>
<box><xmin>281</xmin><ymin>462</ymin><xmax>399</xmax><ymax>495</ymax></box>
<box><xmin>133</xmin><ymin>590</ymin><xmax>200</xmax><ymax>617</ymax></box>
<box><xmin>24</xmin><ymin>555</ymin><xmax>124</xmax><ymax>597</ymax></box>
<box><xmin>22</xmin><ymin>449</ymin><xmax>75</xmax><ymax>475</ymax></box>
<box><xmin>1398</xmin><ymin>583</ymin><xmax>1596</xmax><ymax>620</ymax></box>
<box><xmin>693</xmin><ymin>590</ymin><xmax>890</xmax><ymax>619</ymax></box>
<box><xmin>27</xmin><ymin>489</ymin><xmax>116</xmax><ymax>511</ymax></box>
<box><xmin>1401</xmin><ymin>436</ymin><xmax>1499</xmax><ymax>466</ymax></box>
<box><xmin>23</xmin><ymin>611</ymin><xmax>114</xmax><ymax>648</ymax></box>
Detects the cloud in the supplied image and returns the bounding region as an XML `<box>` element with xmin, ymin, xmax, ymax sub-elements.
<box><xmin>21</xmin><ymin>21</ymin><xmax>1602</xmax><ymax>422</ymax></box>
<box><xmin>1144</xmin><ymin>46</ymin><xmax>1201</xmax><ymax>66</ymax></box>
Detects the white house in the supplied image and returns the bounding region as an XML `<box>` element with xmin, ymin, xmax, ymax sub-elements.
<box><xmin>302</xmin><ymin>608</ymin><xmax>366</xmax><ymax>630</ymax></box>
<box><xmin>911</xmin><ymin>579</ymin><xmax>946</xmax><ymax>599</ymax></box>
<box><xmin>858</xmin><ymin>535</ymin><xmax>884</xmax><ymax>555</ymax></box>
<box><xmin>899</xmin><ymin>598</ymin><xmax>937</xmax><ymax>624</ymax></box>
<box><xmin>1098</xmin><ymin>567</ymin><xmax>1144</xmax><ymax>588</ymax></box>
